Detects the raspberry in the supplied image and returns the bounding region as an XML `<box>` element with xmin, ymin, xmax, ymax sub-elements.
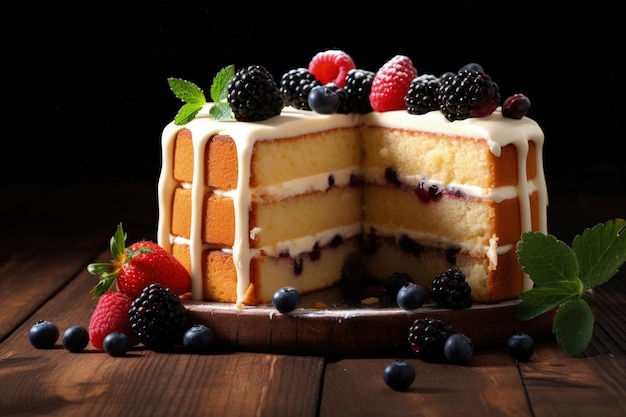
<box><xmin>344</xmin><ymin>68</ymin><xmax>375</xmax><ymax>114</ymax></box>
<box><xmin>437</xmin><ymin>69</ymin><xmax>500</xmax><ymax>121</ymax></box>
<box><xmin>227</xmin><ymin>65</ymin><xmax>284</xmax><ymax>122</ymax></box>
<box><xmin>405</xmin><ymin>74</ymin><xmax>442</xmax><ymax>115</ymax></box>
<box><xmin>308</xmin><ymin>49</ymin><xmax>355</xmax><ymax>88</ymax></box>
<box><xmin>408</xmin><ymin>318</ymin><xmax>457</xmax><ymax>362</ymax></box>
<box><xmin>88</xmin><ymin>291</ymin><xmax>138</xmax><ymax>350</ymax></box>
<box><xmin>129</xmin><ymin>283</ymin><xmax>188</xmax><ymax>350</ymax></box>
<box><xmin>369</xmin><ymin>55</ymin><xmax>417</xmax><ymax>112</ymax></box>
<box><xmin>430</xmin><ymin>268</ymin><xmax>473</xmax><ymax>309</ymax></box>
<box><xmin>279</xmin><ymin>68</ymin><xmax>322</xmax><ymax>110</ymax></box>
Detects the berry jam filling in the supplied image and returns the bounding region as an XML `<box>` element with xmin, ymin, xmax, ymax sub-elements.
<box><xmin>365</xmin><ymin>233</ymin><xmax>461</xmax><ymax>264</ymax></box>
<box><xmin>383</xmin><ymin>167</ymin><xmax>466</xmax><ymax>202</ymax></box>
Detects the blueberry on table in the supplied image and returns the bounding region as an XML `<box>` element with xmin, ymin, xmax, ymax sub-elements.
<box><xmin>396</xmin><ymin>282</ymin><xmax>426</xmax><ymax>310</ymax></box>
<box><xmin>383</xmin><ymin>359</ymin><xmax>415</xmax><ymax>391</ymax></box>
<box><xmin>444</xmin><ymin>333</ymin><xmax>474</xmax><ymax>365</ymax></box>
<box><xmin>28</xmin><ymin>320</ymin><xmax>59</xmax><ymax>349</ymax></box>
<box><xmin>62</xmin><ymin>325</ymin><xmax>89</xmax><ymax>353</ymax></box>
<box><xmin>103</xmin><ymin>332</ymin><xmax>130</xmax><ymax>357</ymax></box>
<box><xmin>507</xmin><ymin>332</ymin><xmax>535</xmax><ymax>362</ymax></box>
<box><xmin>183</xmin><ymin>324</ymin><xmax>216</xmax><ymax>354</ymax></box>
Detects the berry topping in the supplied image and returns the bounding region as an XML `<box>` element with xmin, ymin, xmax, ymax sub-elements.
<box><xmin>129</xmin><ymin>283</ymin><xmax>189</xmax><ymax>350</ymax></box>
<box><xmin>62</xmin><ymin>325</ymin><xmax>89</xmax><ymax>353</ymax></box>
<box><xmin>405</xmin><ymin>74</ymin><xmax>442</xmax><ymax>115</ymax></box>
<box><xmin>458</xmin><ymin>62</ymin><xmax>485</xmax><ymax>73</ymax></box>
<box><xmin>279</xmin><ymin>68</ymin><xmax>322</xmax><ymax>110</ymax></box>
<box><xmin>383</xmin><ymin>359</ymin><xmax>416</xmax><ymax>391</ymax></box>
<box><xmin>308</xmin><ymin>49</ymin><xmax>355</xmax><ymax>88</ymax></box>
<box><xmin>444</xmin><ymin>333</ymin><xmax>474</xmax><ymax>365</ymax></box>
<box><xmin>308</xmin><ymin>84</ymin><xmax>341</xmax><ymax>114</ymax></box>
<box><xmin>227</xmin><ymin>65</ymin><xmax>284</xmax><ymax>122</ymax></box>
<box><xmin>344</xmin><ymin>68</ymin><xmax>375</xmax><ymax>114</ymax></box>
<box><xmin>437</xmin><ymin>69</ymin><xmax>500</xmax><ymax>121</ymax></box>
<box><xmin>396</xmin><ymin>282</ymin><xmax>427</xmax><ymax>310</ymax></box>
<box><xmin>370</xmin><ymin>55</ymin><xmax>418</xmax><ymax>112</ymax></box>
<box><xmin>430</xmin><ymin>268</ymin><xmax>473</xmax><ymax>309</ymax></box>
<box><xmin>506</xmin><ymin>332</ymin><xmax>535</xmax><ymax>362</ymax></box>
<box><xmin>103</xmin><ymin>332</ymin><xmax>130</xmax><ymax>357</ymax></box>
<box><xmin>502</xmin><ymin>93</ymin><xmax>531</xmax><ymax>119</ymax></box>
<box><xmin>408</xmin><ymin>318</ymin><xmax>457</xmax><ymax>362</ymax></box>
<box><xmin>88</xmin><ymin>291</ymin><xmax>138</xmax><ymax>350</ymax></box>
<box><xmin>28</xmin><ymin>320</ymin><xmax>59</xmax><ymax>349</ymax></box>
<box><xmin>87</xmin><ymin>223</ymin><xmax>191</xmax><ymax>300</ymax></box>
<box><xmin>183</xmin><ymin>324</ymin><xmax>216</xmax><ymax>354</ymax></box>
<box><xmin>272</xmin><ymin>286</ymin><xmax>301</xmax><ymax>314</ymax></box>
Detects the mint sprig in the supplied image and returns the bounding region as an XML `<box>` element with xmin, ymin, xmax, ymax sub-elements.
<box><xmin>167</xmin><ymin>64</ymin><xmax>235</xmax><ymax>125</ymax></box>
<box><xmin>516</xmin><ymin>219</ymin><xmax>626</xmax><ymax>356</ymax></box>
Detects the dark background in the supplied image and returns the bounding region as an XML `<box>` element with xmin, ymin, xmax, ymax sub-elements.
<box><xmin>3</xmin><ymin>1</ymin><xmax>624</xmax><ymax>195</ymax></box>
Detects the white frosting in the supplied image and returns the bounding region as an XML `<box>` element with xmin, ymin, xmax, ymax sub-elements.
<box><xmin>158</xmin><ymin>105</ymin><xmax>547</xmax><ymax>305</ymax></box>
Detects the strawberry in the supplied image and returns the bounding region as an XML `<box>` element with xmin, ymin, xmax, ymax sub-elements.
<box><xmin>87</xmin><ymin>223</ymin><xmax>191</xmax><ymax>299</ymax></box>
<box><xmin>369</xmin><ymin>55</ymin><xmax>418</xmax><ymax>112</ymax></box>
<box><xmin>88</xmin><ymin>291</ymin><xmax>138</xmax><ymax>349</ymax></box>
<box><xmin>308</xmin><ymin>49</ymin><xmax>355</xmax><ymax>88</ymax></box>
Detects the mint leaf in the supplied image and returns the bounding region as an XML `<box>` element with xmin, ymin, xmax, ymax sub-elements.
<box><xmin>572</xmin><ymin>219</ymin><xmax>626</xmax><ymax>289</ymax></box>
<box><xmin>174</xmin><ymin>102</ymin><xmax>205</xmax><ymax>125</ymax></box>
<box><xmin>517</xmin><ymin>231</ymin><xmax>579</xmax><ymax>286</ymax></box>
<box><xmin>553</xmin><ymin>298</ymin><xmax>594</xmax><ymax>357</ymax></box>
<box><xmin>209</xmin><ymin>102</ymin><xmax>233</xmax><ymax>120</ymax></box>
<box><xmin>210</xmin><ymin>65</ymin><xmax>235</xmax><ymax>103</ymax></box>
<box><xmin>168</xmin><ymin>78</ymin><xmax>206</xmax><ymax>104</ymax></box>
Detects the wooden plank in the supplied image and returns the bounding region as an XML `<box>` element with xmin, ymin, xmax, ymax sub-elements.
<box><xmin>0</xmin><ymin>248</ymin><xmax>324</xmax><ymax>417</ymax></box>
<box><xmin>319</xmin><ymin>351</ymin><xmax>532</xmax><ymax>417</ymax></box>
<box><xmin>0</xmin><ymin>183</ymin><xmax>157</xmax><ymax>341</ymax></box>
<box><xmin>521</xmin><ymin>343</ymin><xmax>626</xmax><ymax>417</ymax></box>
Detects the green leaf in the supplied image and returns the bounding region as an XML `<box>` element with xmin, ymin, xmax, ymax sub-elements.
<box><xmin>91</xmin><ymin>271</ymin><xmax>116</xmax><ymax>298</ymax></box>
<box><xmin>515</xmin><ymin>282</ymin><xmax>581</xmax><ymax>320</ymax></box>
<box><xmin>516</xmin><ymin>232</ymin><xmax>579</xmax><ymax>286</ymax></box>
<box><xmin>553</xmin><ymin>298</ymin><xmax>594</xmax><ymax>357</ymax></box>
<box><xmin>209</xmin><ymin>102</ymin><xmax>233</xmax><ymax>120</ymax></box>
<box><xmin>572</xmin><ymin>219</ymin><xmax>626</xmax><ymax>289</ymax></box>
<box><xmin>110</xmin><ymin>223</ymin><xmax>127</xmax><ymax>259</ymax></box>
<box><xmin>168</xmin><ymin>78</ymin><xmax>206</xmax><ymax>104</ymax></box>
<box><xmin>210</xmin><ymin>65</ymin><xmax>235</xmax><ymax>103</ymax></box>
<box><xmin>174</xmin><ymin>102</ymin><xmax>204</xmax><ymax>125</ymax></box>
<box><xmin>86</xmin><ymin>263</ymin><xmax>111</xmax><ymax>276</ymax></box>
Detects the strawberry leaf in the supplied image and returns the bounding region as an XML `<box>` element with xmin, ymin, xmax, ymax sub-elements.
<box><xmin>553</xmin><ymin>298</ymin><xmax>594</xmax><ymax>357</ymax></box>
<box><xmin>572</xmin><ymin>219</ymin><xmax>626</xmax><ymax>289</ymax></box>
<box><xmin>515</xmin><ymin>282</ymin><xmax>580</xmax><ymax>320</ymax></box>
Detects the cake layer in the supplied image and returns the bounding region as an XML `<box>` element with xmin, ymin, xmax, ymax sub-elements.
<box><xmin>172</xmin><ymin>238</ymin><xmax>359</xmax><ymax>305</ymax></box>
<box><xmin>170</xmin><ymin>186</ymin><xmax>361</xmax><ymax>250</ymax></box>
<box><xmin>362</xmin><ymin>236</ymin><xmax>523</xmax><ymax>302</ymax></box>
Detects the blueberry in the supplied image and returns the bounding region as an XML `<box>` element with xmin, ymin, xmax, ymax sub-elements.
<box><xmin>444</xmin><ymin>333</ymin><xmax>473</xmax><ymax>365</ymax></box>
<box><xmin>28</xmin><ymin>320</ymin><xmax>59</xmax><ymax>349</ymax></box>
<box><xmin>307</xmin><ymin>85</ymin><xmax>340</xmax><ymax>114</ymax></box>
<box><xmin>502</xmin><ymin>94</ymin><xmax>531</xmax><ymax>119</ymax></box>
<box><xmin>384</xmin><ymin>272</ymin><xmax>414</xmax><ymax>299</ymax></box>
<box><xmin>272</xmin><ymin>286</ymin><xmax>301</xmax><ymax>314</ymax></box>
<box><xmin>458</xmin><ymin>62</ymin><xmax>485</xmax><ymax>73</ymax></box>
<box><xmin>183</xmin><ymin>324</ymin><xmax>216</xmax><ymax>354</ymax></box>
<box><xmin>62</xmin><ymin>325</ymin><xmax>89</xmax><ymax>353</ymax></box>
<box><xmin>507</xmin><ymin>332</ymin><xmax>535</xmax><ymax>362</ymax></box>
<box><xmin>396</xmin><ymin>282</ymin><xmax>426</xmax><ymax>310</ymax></box>
<box><xmin>103</xmin><ymin>332</ymin><xmax>130</xmax><ymax>357</ymax></box>
<box><xmin>383</xmin><ymin>359</ymin><xmax>415</xmax><ymax>391</ymax></box>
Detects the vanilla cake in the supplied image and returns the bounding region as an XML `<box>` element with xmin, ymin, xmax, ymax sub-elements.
<box><xmin>157</xmin><ymin>104</ymin><xmax>546</xmax><ymax>307</ymax></box>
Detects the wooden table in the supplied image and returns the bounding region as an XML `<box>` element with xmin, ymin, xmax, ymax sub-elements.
<box><xmin>1</xmin><ymin>183</ymin><xmax>625</xmax><ymax>417</ymax></box>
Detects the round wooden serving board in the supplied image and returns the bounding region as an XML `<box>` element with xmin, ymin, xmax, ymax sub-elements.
<box><xmin>185</xmin><ymin>283</ymin><xmax>555</xmax><ymax>357</ymax></box>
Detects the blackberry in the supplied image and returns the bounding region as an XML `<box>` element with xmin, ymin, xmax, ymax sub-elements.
<box><xmin>431</xmin><ymin>268</ymin><xmax>473</xmax><ymax>309</ymax></box>
<box><xmin>437</xmin><ymin>69</ymin><xmax>500</xmax><ymax>121</ymax></box>
<box><xmin>405</xmin><ymin>74</ymin><xmax>442</xmax><ymax>115</ymax></box>
<box><xmin>279</xmin><ymin>68</ymin><xmax>321</xmax><ymax>110</ymax></box>
<box><xmin>227</xmin><ymin>65</ymin><xmax>284</xmax><ymax>122</ymax></box>
<box><xmin>345</xmin><ymin>68</ymin><xmax>375</xmax><ymax>114</ymax></box>
<box><xmin>129</xmin><ymin>283</ymin><xmax>188</xmax><ymax>350</ymax></box>
<box><xmin>408</xmin><ymin>318</ymin><xmax>457</xmax><ymax>362</ymax></box>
